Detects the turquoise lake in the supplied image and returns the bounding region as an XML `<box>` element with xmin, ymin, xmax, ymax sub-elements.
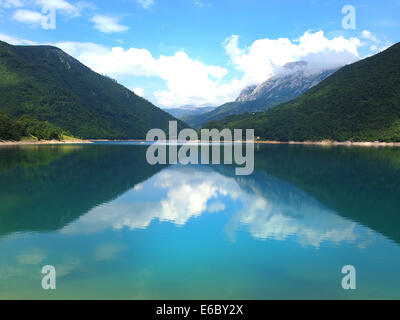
<box><xmin>0</xmin><ymin>143</ymin><xmax>399</xmax><ymax>299</ymax></box>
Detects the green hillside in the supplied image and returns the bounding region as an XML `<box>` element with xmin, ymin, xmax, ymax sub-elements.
<box><xmin>0</xmin><ymin>112</ymin><xmax>65</xmax><ymax>141</ymax></box>
<box><xmin>0</xmin><ymin>40</ymin><xmax>184</xmax><ymax>139</ymax></box>
<box><xmin>205</xmin><ymin>43</ymin><xmax>400</xmax><ymax>142</ymax></box>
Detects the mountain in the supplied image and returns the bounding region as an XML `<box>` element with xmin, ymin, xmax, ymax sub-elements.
<box><xmin>205</xmin><ymin>43</ymin><xmax>400</xmax><ymax>142</ymax></box>
<box><xmin>163</xmin><ymin>105</ymin><xmax>216</xmax><ymax>120</ymax></box>
<box><xmin>0</xmin><ymin>40</ymin><xmax>184</xmax><ymax>139</ymax></box>
<box><xmin>184</xmin><ymin>61</ymin><xmax>336</xmax><ymax>129</ymax></box>
<box><xmin>235</xmin><ymin>85</ymin><xmax>257</xmax><ymax>102</ymax></box>
<box><xmin>236</xmin><ymin>61</ymin><xmax>333</xmax><ymax>103</ymax></box>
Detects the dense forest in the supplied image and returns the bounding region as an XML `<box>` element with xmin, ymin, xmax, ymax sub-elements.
<box><xmin>205</xmin><ymin>42</ymin><xmax>400</xmax><ymax>142</ymax></box>
<box><xmin>0</xmin><ymin>40</ymin><xmax>184</xmax><ymax>140</ymax></box>
<box><xmin>0</xmin><ymin>112</ymin><xmax>64</xmax><ymax>141</ymax></box>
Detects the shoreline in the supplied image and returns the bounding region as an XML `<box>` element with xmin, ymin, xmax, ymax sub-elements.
<box><xmin>91</xmin><ymin>139</ymin><xmax>400</xmax><ymax>147</ymax></box>
<box><xmin>1</xmin><ymin>139</ymin><xmax>400</xmax><ymax>147</ymax></box>
<box><xmin>0</xmin><ymin>139</ymin><xmax>93</xmax><ymax>146</ymax></box>
<box><xmin>256</xmin><ymin>140</ymin><xmax>400</xmax><ymax>147</ymax></box>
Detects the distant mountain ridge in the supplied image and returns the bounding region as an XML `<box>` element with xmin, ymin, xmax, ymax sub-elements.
<box><xmin>205</xmin><ymin>43</ymin><xmax>400</xmax><ymax>142</ymax></box>
<box><xmin>163</xmin><ymin>105</ymin><xmax>216</xmax><ymax>120</ymax></box>
<box><xmin>184</xmin><ymin>61</ymin><xmax>337</xmax><ymax>128</ymax></box>
<box><xmin>0</xmin><ymin>40</ymin><xmax>184</xmax><ymax>139</ymax></box>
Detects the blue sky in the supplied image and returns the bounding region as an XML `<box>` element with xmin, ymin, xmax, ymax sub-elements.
<box><xmin>0</xmin><ymin>0</ymin><xmax>399</xmax><ymax>108</ymax></box>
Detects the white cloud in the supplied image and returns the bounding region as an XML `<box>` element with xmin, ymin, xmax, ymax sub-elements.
<box><xmin>53</xmin><ymin>42</ymin><xmax>232</xmax><ymax>107</ymax></box>
<box><xmin>54</xmin><ymin>40</ymin><xmax>107</xmax><ymax>56</ymax></box>
<box><xmin>60</xmin><ymin>30</ymin><xmax>362</xmax><ymax>107</ymax></box>
<box><xmin>62</xmin><ymin>168</ymin><xmax>240</xmax><ymax>233</ymax></box>
<box><xmin>360</xmin><ymin>30</ymin><xmax>392</xmax><ymax>53</ymax></box>
<box><xmin>232</xmin><ymin>188</ymin><xmax>357</xmax><ymax>247</ymax></box>
<box><xmin>61</xmin><ymin>166</ymin><xmax>367</xmax><ymax>248</ymax></box>
<box><xmin>224</xmin><ymin>30</ymin><xmax>362</xmax><ymax>85</ymax></box>
<box><xmin>137</xmin><ymin>0</ymin><xmax>154</xmax><ymax>10</ymax></box>
<box><xmin>153</xmin><ymin>52</ymin><xmax>231</xmax><ymax>107</ymax></box>
<box><xmin>34</xmin><ymin>0</ymin><xmax>80</xmax><ymax>16</ymax></box>
<box><xmin>132</xmin><ymin>87</ymin><xmax>145</xmax><ymax>97</ymax></box>
<box><xmin>361</xmin><ymin>30</ymin><xmax>379</xmax><ymax>43</ymax></box>
<box><xmin>4</xmin><ymin>0</ymin><xmax>85</xmax><ymax>29</ymax></box>
<box><xmin>0</xmin><ymin>0</ymin><xmax>24</xmax><ymax>8</ymax></box>
<box><xmin>12</xmin><ymin>8</ymin><xmax>43</xmax><ymax>25</ymax></box>
<box><xmin>0</xmin><ymin>29</ymin><xmax>375</xmax><ymax>108</ymax></box>
<box><xmin>91</xmin><ymin>15</ymin><xmax>129</xmax><ymax>33</ymax></box>
<box><xmin>16</xmin><ymin>251</ymin><xmax>46</xmax><ymax>265</ymax></box>
<box><xmin>0</xmin><ymin>32</ymin><xmax>37</xmax><ymax>45</ymax></box>
<box><xmin>4</xmin><ymin>0</ymin><xmax>84</xmax><ymax>20</ymax></box>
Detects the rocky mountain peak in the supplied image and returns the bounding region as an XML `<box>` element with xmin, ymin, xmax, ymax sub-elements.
<box><xmin>283</xmin><ymin>61</ymin><xmax>307</xmax><ymax>70</ymax></box>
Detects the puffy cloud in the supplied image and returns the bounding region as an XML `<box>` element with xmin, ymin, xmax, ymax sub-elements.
<box><xmin>153</xmin><ymin>52</ymin><xmax>230</xmax><ymax>107</ymax></box>
<box><xmin>4</xmin><ymin>0</ymin><xmax>85</xmax><ymax>29</ymax></box>
<box><xmin>53</xmin><ymin>41</ymin><xmax>232</xmax><ymax>107</ymax></box>
<box><xmin>34</xmin><ymin>0</ymin><xmax>80</xmax><ymax>16</ymax></box>
<box><xmin>5</xmin><ymin>0</ymin><xmax>85</xmax><ymax>22</ymax></box>
<box><xmin>360</xmin><ymin>30</ymin><xmax>392</xmax><ymax>53</ymax></box>
<box><xmin>55</xmin><ymin>43</ymin><xmax>157</xmax><ymax>76</ymax></box>
<box><xmin>0</xmin><ymin>29</ymin><xmax>375</xmax><ymax>107</ymax></box>
<box><xmin>361</xmin><ymin>30</ymin><xmax>379</xmax><ymax>43</ymax></box>
<box><xmin>12</xmin><ymin>8</ymin><xmax>43</xmax><ymax>25</ymax></box>
<box><xmin>91</xmin><ymin>15</ymin><xmax>129</xmax><ymax>33</ymax></box>
<box><xmin>224</xmin><ymin>30</ymin><xmax>362</xmax><ymax>85</ymax></box>
<box><xmin>56</xmin><ymin>30</ymin><xmax>365</xmax><ymax>107</ymax></box>
<box><xmin>132</xmin><ymin>87</ymin><xmax>145</xmax><ymax>97</ymax></box>
<box><xmin>136</xmin><ymin>0</ymin><xmax>154</xmax><ymax>10</ymax></box>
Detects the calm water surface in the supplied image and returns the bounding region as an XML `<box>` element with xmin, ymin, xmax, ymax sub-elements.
<box><xmin>0</xmin><ymin>143</ymin><xmax>399</xmax><ymax>299</ymax></box>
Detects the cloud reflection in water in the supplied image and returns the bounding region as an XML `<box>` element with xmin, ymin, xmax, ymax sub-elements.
<box><xmin>62</xmin><ymin>166</ymin><xmax>361</xmax><ymax>248</ymax></box>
